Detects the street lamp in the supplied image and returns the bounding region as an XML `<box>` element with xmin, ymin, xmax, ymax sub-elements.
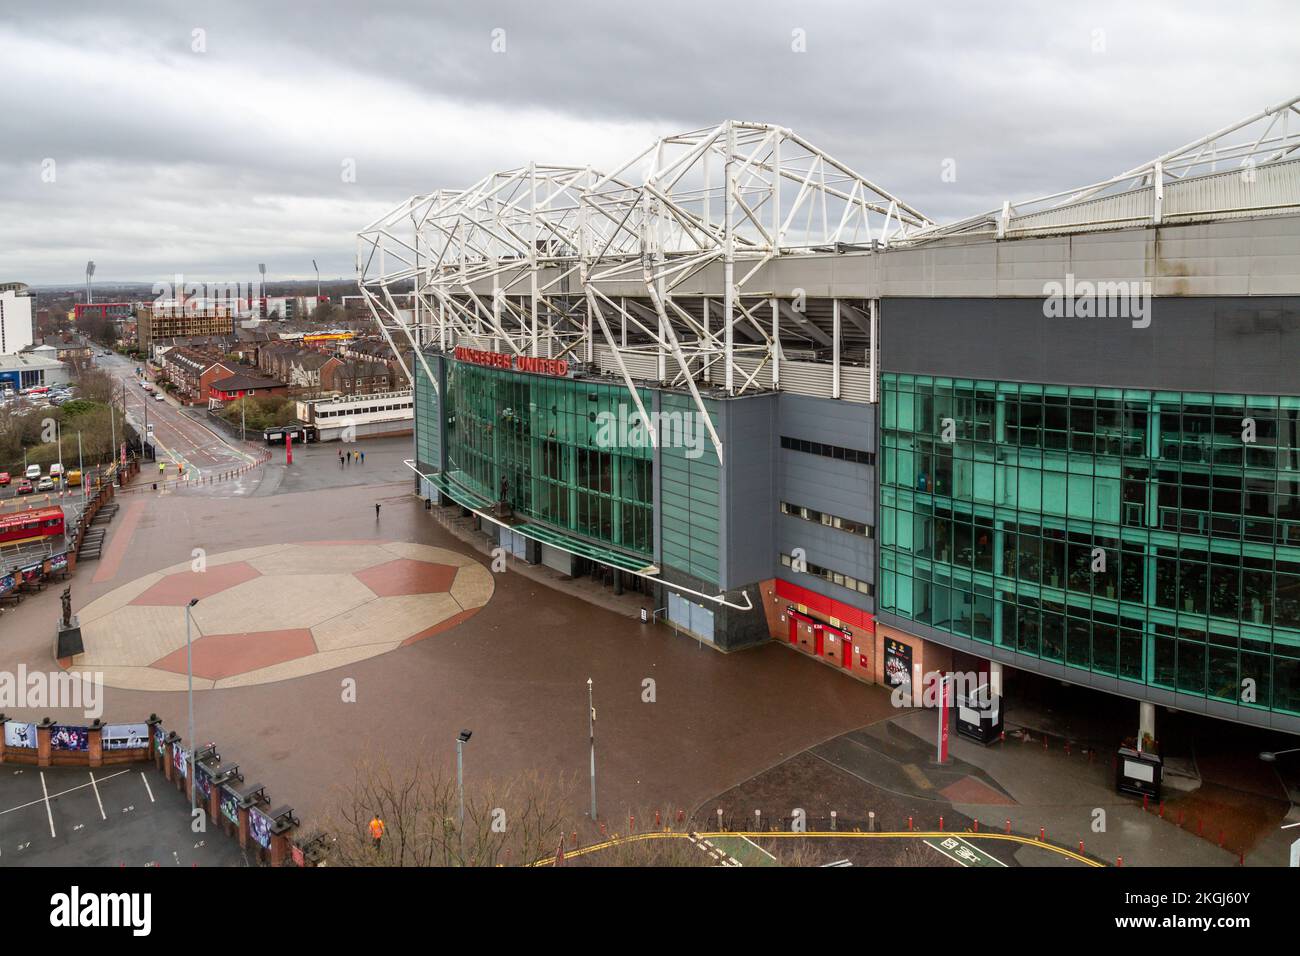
<box><xmin>185</xmin><ymin>598</ymin><xmax>199</xmax><ymax>814</ymax></box>
<box><xmin>587</xmin><ymin>678</ymin><xmax>597</xmax><ymax>821</ymax></box>
<box><xmin>456</xmin><ymin>729</ymin><xmax>471</xmax><ymax>857</ymax></box>
<box><xmin>1260</xmin><ymin>748</ymin><xmax>1300</xmax><ymax>762</ymax></box>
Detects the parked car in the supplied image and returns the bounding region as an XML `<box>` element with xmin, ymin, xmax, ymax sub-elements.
<box><xmin>36</xmin><ymin>476</ymin><xmax>54</xmax><ymax>492</ymax></box>
<box><xmin>0</xmin><ymin>472</ymin><xmax>9</xmax><ymax>486</ymax></box>
<box><xmin>16</xmin><ymin>479</ymin><xmax>34</xmax><ymax>495</ymax></box>
<box><xmin>24</xmin><ymin>464</ymin><xmax>41</xmax><ymax>479</ymax></box>
<box><xmin>154</xmin><ymin>392</ymin><xmax>166</xmax><ymax>401</ymax></box>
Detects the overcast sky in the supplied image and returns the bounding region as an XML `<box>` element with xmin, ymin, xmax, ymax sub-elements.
<box><xmin>2</xmin><ymin>0</ymin><xmax>1296</xmax><ymax>286</ymax></box>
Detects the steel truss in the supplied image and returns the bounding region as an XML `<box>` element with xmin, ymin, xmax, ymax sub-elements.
<box><xmin>358</xmin><ymin>121</ymin><xmax>929</xmax><ymax>464</ymax></box>
<box><xmin>913</xmin><ymin>93</ymin><xmax>1300</xmax><ymax>243</ymax></box>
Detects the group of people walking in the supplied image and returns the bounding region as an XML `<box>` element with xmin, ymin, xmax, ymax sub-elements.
<box><xmin>339</xmin><ymin>449</ymin><xmax>366</xmax><ymax>468</ymax></box>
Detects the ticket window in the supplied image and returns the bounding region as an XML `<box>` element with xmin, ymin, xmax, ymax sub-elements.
<box><xmin>820</xmin><ymin>625</ymin><xmax>850</xmax><ymax>668</ymax></box>
<box><xmin>788</xmin><ymin>611</ymin><xmax>817</xmax><ymax>655</ymax></box>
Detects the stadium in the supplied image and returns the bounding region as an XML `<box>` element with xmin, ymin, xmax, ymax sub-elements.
<box><xmin>359</xmin><ymin>96</ymin><xmax>1300</xmax><ymax>737</ymax></box>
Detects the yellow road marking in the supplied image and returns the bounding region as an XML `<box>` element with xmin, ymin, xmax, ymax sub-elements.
<box><xmin>536</xmin><ymin>830</ymin><xmax>1102</xmax><ymax>867</ymax></box>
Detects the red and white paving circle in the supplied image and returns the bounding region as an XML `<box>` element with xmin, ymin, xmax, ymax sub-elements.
<box><xmin>66</xmin><ymin>541</ymin><xmax>494</xmax><ymax>689</ymax></box>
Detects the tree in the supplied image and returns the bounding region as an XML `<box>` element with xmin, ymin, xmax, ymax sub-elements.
<box><xmin>322</xmin><ymin>757</ymin><xmax>573</xmax><ymax>867</ymax></box>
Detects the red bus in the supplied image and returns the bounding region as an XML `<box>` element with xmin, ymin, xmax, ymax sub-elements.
<box><xmin>0</xmin><ymin>506</ymin><xmax>66</xmax><ymax>546</ymax></box>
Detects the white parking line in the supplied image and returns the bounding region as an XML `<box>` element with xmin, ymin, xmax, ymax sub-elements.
<box><xmin>0</xmin><ymin>769</ymin><xmax>134</xmax><ymax>817</ymax></box>
<box><xmin>89</xmin><ymin>771</ymin><xmax>106</xmax><ymax>820</ymax></box>
<box><xmin>39</xmin><ymin>771</ymin><xmax>55</xmax><ymax>838</ymax></box>
<box><xmin>141</xmin><ymin>772</ymin><xmax>155</xmax><ymax>803</ymax></box>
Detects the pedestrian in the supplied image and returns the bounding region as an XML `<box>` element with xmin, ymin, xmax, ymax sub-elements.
<box><xmin>369</xmin><ymin>814</ymin><xmax>385</xmax><ymax>850</ymax></box>
<box><xmin>360</xmin><ymin>451</ymin><xmax>365</xmax><ymax>464</ymax></box>
<box><xmin>375</xmin><ymin>503</ymin><xmax>380</xmax><ymax>520</ymax></box>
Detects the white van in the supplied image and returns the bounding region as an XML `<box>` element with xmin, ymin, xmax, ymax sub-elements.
<box><xmin>25</xmin><ymin>464</ymin><xmax>41</xmax><ymax>479</ymax></box>
<box><xmin>49</xmin><ymin>463</ymin><xmax>64</xmax><ymax>479</ymax></box>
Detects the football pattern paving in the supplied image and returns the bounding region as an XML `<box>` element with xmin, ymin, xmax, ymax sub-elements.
<box><xmin>66</xmin><ymin>540</ymin><xmax>494</xmax><ymax>690</ymax></box>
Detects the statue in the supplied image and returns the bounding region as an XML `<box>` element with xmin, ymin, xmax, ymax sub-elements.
<box><xmin>60</xmin><ymin>586</ymin><xmax>72</xmax><ymax>629</ymax></box>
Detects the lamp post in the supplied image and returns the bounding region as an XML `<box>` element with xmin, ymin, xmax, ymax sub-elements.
<box><xmin>456</xmin><ymin>729</ymin><xmax>471</xmax><ymax>859</ymax></box>
<box><xmin>587</xmin><ymin>678</ymin><xmax>597</xmax><ymax>821</ymax></box>
<box><xmin>186</xmin><ymin>598</ymin><xmax>199</xmax><ymax>814</ymax></box>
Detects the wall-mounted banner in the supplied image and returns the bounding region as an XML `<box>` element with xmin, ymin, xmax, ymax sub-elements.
<box><xmin>173</xmin><ymin>744</ymin><xmax>188</xmax><ymax>778</ymax></box>
<box><xmin>50</xmin><ymin>725</ymin><xmax>89</xmax><ymax>751</ymax></box>
<box><xmin>249</xmin><ymin>807</ymin><xmax>274</xmax><ymax>849</ymax></box>
<box><xmin>884</xmin><ymin>637</ymin><xmax>913</xmax><ymax>689</ymax></box>
<box><xmin>4</xmin><ymin>721</ymin><xmax>37</xmax><ymax>748</ymax></box>
<box><xmin>50</xmin><ymin>552</ymin><xmax>68</xmax><ymax>572</ymax></box>
<box><xmin>194</xmin><ymin>766</ymin><xmax>213</xmax><ymax>801</ymax></box>
<box><xmin>153</xmin><ymin>723</ymin><xmax>165</xmax><ymax>753</ymax></box>
<box><xmin>103</xmin><ymin>723</ymin><xmax>149</xmax><ymax>750</ymax></box>
<box><xmin>220</xmin><ymin>786</ymin><xmax>240</xmax><ymax>824</ymax></box>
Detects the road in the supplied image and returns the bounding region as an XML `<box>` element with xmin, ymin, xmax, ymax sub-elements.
<box><xmin>98</xmin><ymin>352</ymin><xmax>255</xmax><ymax>479</ymax></box>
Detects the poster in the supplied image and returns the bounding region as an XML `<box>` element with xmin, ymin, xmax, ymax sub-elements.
<box><xmin>4</xmin><ymin>721</ymin><xmax>37</xmax><ymax>749</ymax></box>
<box><xmin>249</xmin><ymin>808</ymin><xmax>274</xmax><ymax>849</ymax></box>
<box><xmin>883</xmin><ymin>637</ymin><xmax>914</xmax><ymax>689</ymax></box>
<box><xmin>20</xmin><ymin>565</ymin><xmax>41</xmax><ymax>584</ymax></box>
<box><xmin>173</xmin><ymin>743</ymin><xmax>188</xmax><ymax>778</ymax></box>
<box><xmin>102</xmin><ymin>723</ymin><xmax>149</xmax><ymax>751</ymax></box>
<box><xmin>154</xmin><ymin>723</ymin><xmax>165</xmax><ymax>753</ymax></box>
<box><xmin>220</xmin><ymin>787</ymin><xmax>240</xmax><ymax>824</ymax></box>
<box><xmin>194</xmin><ymin>766</ymin><xmax>212</xmax><ymax>801</ymax></box>
<box><xmin>50</xmin><ymin>725</ymin><xmax>89</xmax><ymax>751</ymax></box>
<box><xmin>0</xmin><ymin>574</ymin><xmax>14</xmax><ymax>595</ymax></box>
<box><xmin>50</xmin><ymin>552</ymin><xmax>68</xmax><ymax>572</ymax></box>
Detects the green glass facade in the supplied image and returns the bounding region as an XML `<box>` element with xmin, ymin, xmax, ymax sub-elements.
<box><xmin>442</xmin><ymin>361</ymin><xmax>654</xmax><ymax>558</ymax></box>
<box><xmin>879</xmin><ymin>374</ymin><xmax>1300</xmax><ymax>717</ymax></box>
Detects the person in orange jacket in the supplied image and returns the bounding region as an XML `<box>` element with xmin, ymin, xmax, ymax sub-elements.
<box><xmin>369</xmin><ymin>814</ymin><xmax>385</xmax><ymax>849</ymax></box>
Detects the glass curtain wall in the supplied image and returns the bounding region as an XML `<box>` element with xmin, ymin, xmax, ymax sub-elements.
<box><xmin>443</xmin><ymin>362</ymin><xmax>654</xmax><ymax>557</ymax></box>
<box><xmin>879</xmin><ymin>373</ymin><xmax>1300</xmax><ymax>717</ymax></box>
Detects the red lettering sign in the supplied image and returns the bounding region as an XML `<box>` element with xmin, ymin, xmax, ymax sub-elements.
<box><xmin>453</xmin><ymin>346</ymin><xmax>568</xmax><ymax>378</ymax></box>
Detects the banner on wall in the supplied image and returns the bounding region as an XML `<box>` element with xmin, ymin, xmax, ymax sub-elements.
<box><xmin>103</xmin><ymin>723</ymin><xmax>149</xmax><ymax>750</ymax></box>
<box><xmin>4</xmin><ymin>721</ymin><xmax>37</xmax><ymax>749</ymax></box>
<box><xmin>50</xmin><ymin>725</ymin><xmax>90</xmax><ymax>751</ymax></box>
<box><xmin>220</xmin><ymin>787</ymin><xmax>240</xmax><ymax>824</ymax></box>
<box><xmin>883</xmin><ymin>637</ymin><xmax>914</xmax><ymax>689</ymax></box>
<box><xmin>249</xmin><ymin>807</ymin><xmax>274</xmax><ymax>849</ymax></box>
<box><xmin>173</xmin><ymin>744</ymin><xmax>188</xmax><ymax>778</ymax></box>
<box><xmin>50</xmin><ymin>552</ymin><xmax>69</xmax><ymax>572</ymax></box>
<box><xmin>154</xmin><ymin>723</ymin><xmax>165</xmax><ymax>753</ymax></box>
<box><xmin>0</xmin><ymin>574</ymin><xmax>14</xmax><ymax>595</ymax></box>
<box><xmin>194</xmin><ymin>766</ymin><xmax>213</xmax><ymax>801</ymax></box>
<box><xmin>19</xmin><ymin>565</ymin><xmax>41</xmax><ymax>584</ymax></box>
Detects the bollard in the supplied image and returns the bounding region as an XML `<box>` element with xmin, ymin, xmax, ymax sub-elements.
<box><xmin>754</xmin><ymin>809</ymin><xmax>761</xmax><ymax>830</ymax></box>
<box><xmin>571</xmin><ymin>831</ymin><xmax>579</xmax><ymax>849</ymax></box>
<box><xmin>655</xmin><ymin>810</ymin><xmax>662</xmax><ymax>828</ymax></box>
<box><xmin>939</xmin><ymin>816</ymin><xmax>944</xmax><ymax>832</ymax></box>
<box><xmin>973</xmin><ymin>818</ymin><xmax>979</xmax><ymax>832</ymax></box>
<box><xmin>1079</xmin><ymin>841</ymin><xmax>1085</xmax><ymax>855</ymax></box>
<box><xmin>599</xmin><ymin>822</ymin><xmax>607</xmax><ymax>836</ymax></box>
<box><xmin>716</xmin><ymin>808</ymin><xmax>723</xmax><ymax>831</ymax></box>
<box><xmin>1005</xmin><ymin>819</ymin><xmax>1011</xmax><ymax>835</ymax></box>
<box><xmin>868</xmin><ymin>811</ymin><xmax>876</xmax><ymax>832</ymax></box>
<box><xmin>1158</xmin><ymin>802</ymin><xmax>1164</xmax><ymax>819</ymax></box>
<box><xmin>1117</xmin><ymin>856</ymin><xmax>1123</xmax><ymax>867</ymax></box>
<box><xmin>830</xmin><ymin>810</ymin><xmax>837</xmax><ymax>831</ymax></box>
<box><xmin>907</xmin><ymin>816</ymin><xmax>913</xmax><ymax>832</ymax></box>
<box><xmin>676</xmin><ymin>809</ymin><xmax>685</xmax><ymax>825</ymax></box>
<box><xmin>1039</xmin><ymin>827</ymin><xmax>1045</xmax><ymax>842</ymax></box>
<box><xmin>629</xmin><ymin>815</ymin><xmax>635</xmax><ymax>833</ymax></box>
